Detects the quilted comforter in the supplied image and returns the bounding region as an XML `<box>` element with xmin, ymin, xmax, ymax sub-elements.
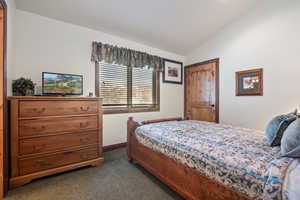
<box><xmin>135</xmin><ymin>120</ymin><xmax>300</xmax><ymax>200</ymax></box>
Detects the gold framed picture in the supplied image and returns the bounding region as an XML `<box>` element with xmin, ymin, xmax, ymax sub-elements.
<box><xmin>236</xmin><ymin>68</ymin><xmax>263</xmax><ymax>96</ymax></box>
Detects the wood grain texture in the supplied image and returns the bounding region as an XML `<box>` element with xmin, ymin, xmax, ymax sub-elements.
<box><xmin>19</xmin><ymin>116</ymin><xmax>98</xmax><ymax>137</ymax></box>
<box><xmin>9</xmin><ymin>97</ymin><xmax>104</xmax><ymax>189</ymax></box>
<box><xmin>184</xmin><ymin>59</ymin><xmax>219</xmax><ymax>123</ymax></box>
<box><xmin>141</xmin><ymin>117</ymin><xmax>182</xmax><ymax>125</ymax></box>
<box><xmin>19</xmin><ymin>131</ymin><xmax>98</xmax><ymax>155</ymax></box>
<box><xmin>0</xmin><ymin>10</ymin><xmax>3</xmax><ymax>193</ymax></box>
<box><xmin>10</xmin><ymin>157</ymin><xmax>103</xmax><ymax>189</ymax></box>
<box><xmin>10</xmin><ymin>100</ymin><xmax>19</xmax><ymax>178</ymax></box>
<box><xmin>127</xmin><ymin>117</ymin><xmax>249</xmax><ymax>200</ymax></box>
<box><xmin>19</xmin><ymin>146</ymin><xmax>99</xmax><ymax>176</ymax></box>
<box><xmin>19</xmin><ymin>100</ymin><xmax>99</xmax><ymax>117</ymax></box>
<box><xmin>0</xmin><ymin>0</ymin><xmax>6</xmax><ymax>196</ymax></box>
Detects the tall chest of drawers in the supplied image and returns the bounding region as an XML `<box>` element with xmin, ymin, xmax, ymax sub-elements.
<box><xmin>8</xmin><ymin>96</ymin><xmax>104</xmax><ymax>189</ymax></box>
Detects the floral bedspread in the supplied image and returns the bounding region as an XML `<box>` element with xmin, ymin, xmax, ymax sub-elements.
<box><xmin>135</xmin><ymin>120</ymin><xmax>299</xmax><ymax>200</ymax></box>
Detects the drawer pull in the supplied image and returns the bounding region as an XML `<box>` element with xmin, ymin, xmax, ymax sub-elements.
<box><xmin>32</xmin><ymin>108</ymin><xmax>46</xmax><ymax>113</ymax></box>
<box><xmin>32</xmin><ymin>126</ymin><xmax>46</xmax><ymax>131</ymax></box>
<box><xmin>80</xmin><ymin>138</ymin><xmax>89</xmax><ymax>143</ymax></box>
<box><xmin>33</xmin><ymin>160</ymin><xmax>50</xmax><ymax>167</ymax></box>
<box><xmin>80</xmin><ymin>106</ymin><xmax>90</xmax><ymax>112</ymax></box>
<box><xmin>80</xmin><ymin>154</ymin><xmax>89</xmax><ymax>160</ymax></box>
<box><xmin>63</xmin><ymin>151</ymin><xmax>73</xmax><ymax>155</ymax></box>
<box><xmin>80</xmin><ymin>122</ymin><xmax>89</xmax><ymax>128</ymax></box>
<box><xmin>33</xmin><ymin>144</ymin><xmax>46</xmax><ymax>152</ymax></box>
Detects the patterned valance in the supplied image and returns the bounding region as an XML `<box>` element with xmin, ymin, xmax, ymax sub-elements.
<box><xmin>91</xmin><ymin>41</ymin><xmax>163</xmax><ymax>72</ymax></box>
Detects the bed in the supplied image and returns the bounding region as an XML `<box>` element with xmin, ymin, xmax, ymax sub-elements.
<box><xmin>127</xmin><ymin>117</ymin><xmax>300</xmax><ymax>200</ymax></box>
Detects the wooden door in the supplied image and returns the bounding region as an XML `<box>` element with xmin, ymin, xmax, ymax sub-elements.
<box><xmin>0</xmin><ymin>7</ymin><xmax>2</xmax><ymax>197</ymax></box>
<box><xmin>0</xmin><ymin>1</ymin><xmax>6</xmax><ymax>197</ymax></box>
<box><xmin>185</xmin><ymin>59</ymin><xmax>219</xmax><ymax>122</ymax></box>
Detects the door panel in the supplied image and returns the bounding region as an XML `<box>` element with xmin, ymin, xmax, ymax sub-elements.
<box><xmin>185</xmin><ymin>59</ymin><xmax>219</xmax><ymax>122</ymax></box>
<box><xmin>0</xmin><ymin>4</ymin><xmax>5</xmax><ymax>197</ymax></box>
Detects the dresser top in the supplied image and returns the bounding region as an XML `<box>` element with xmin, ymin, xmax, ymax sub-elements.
<box><xmin>7</xmin><ymin>96</ymin><xmax>101</xmax><ymax>100</ymax></box>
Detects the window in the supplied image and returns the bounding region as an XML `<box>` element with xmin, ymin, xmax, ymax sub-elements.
<box><xmin>96</xmin><ymin>62</ymin><xmax>160</xmax><ymax>114</ymax></box>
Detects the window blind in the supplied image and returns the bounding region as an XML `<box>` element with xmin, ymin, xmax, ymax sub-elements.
<box><xmin>96</xmin><ymin>62</ymin><xmax>157</xmax><ymax>107</ymax></box>
<box><xmin>98</xmin><ymin>63</ymin><xmax>128</xmax><ymax>106</ymax></box>
<box><xmin>132</xmin><ymin>67</ymin><xmax>154</xmax><ymax>106</ymax></box>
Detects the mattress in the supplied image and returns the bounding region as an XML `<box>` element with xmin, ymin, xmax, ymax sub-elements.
<box><xmin>135</xmin><ymin>120</ymin><xmax>300</xmax><ymax>200</ymax></box>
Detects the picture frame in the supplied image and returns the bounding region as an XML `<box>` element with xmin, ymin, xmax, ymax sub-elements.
<box><xmin>236</xmin><ymin>68</ymin><xmax>263</xmax><ymax>96</ymax></box>
<box><xmin>163</xmin><ymin>59</ymin><xmax>183</xmax><ymax>84</ymax></box>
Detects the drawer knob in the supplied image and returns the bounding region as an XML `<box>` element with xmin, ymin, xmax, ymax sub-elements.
<box><xmin>80</xmin><ymin>106</ymin><xmax>90</xmax><ymax>112</ymax></box>
<box><xmin>80</xmin><ymin>154</ymin><xmax>89</xmax><ymax>160</ymax></box>
<box><xmin>33</xmin><ymin>108</ymin><xmax>46</xmax><ymax>113</ymax></box>
<box><xmin>32</xmin><ymin>126</ymin><xmax>46</xmax><ymax>131</ymax></box>
<box><xmin>80</xmin><ymin>122</ymin><xmax>89</xmax><ymax>128</ymax></box>
<box><xmin>80</xmin><ymin>138</ymin><xmax>89</xmax><ymax>143</ymax></box>
<box><xmin>33</xmin><ymin>144</ymin><xmax>46</xmax><ymax>152</ymax></box>
<box><xmin>33</xmin><ymin>160</ymin><xmax>50</xmax><ymax>167</ymax></box>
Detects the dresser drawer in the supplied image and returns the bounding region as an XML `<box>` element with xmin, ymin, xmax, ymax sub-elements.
<box><xmin>19</xmin><ymin>100</ymin><xmax>99</xmax><ymax>118</ymax></box>
<box><xmin>19</xmin><ymin>116</ymin><xmax>98</xmax><ymax>137</ymax></box>
<box><xmin>19</xmin><ymin>131</ymin><xmax>99</xmax><ymax>155</ymax></box>
<box><xmin>19</xmin><ymin>146</ymin><xmax>99</xmax><ymax>175</ymax></box>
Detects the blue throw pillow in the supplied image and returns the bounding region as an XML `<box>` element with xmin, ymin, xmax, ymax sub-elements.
<box><xmin>281</xmin><ymin>119</ymin><xmax>300</xmax><ymax>158</ymax></box>
<box><xmin>265</xmin><ymin>110</ymin><xmax>297</xmax><ymax>147</ymax></box>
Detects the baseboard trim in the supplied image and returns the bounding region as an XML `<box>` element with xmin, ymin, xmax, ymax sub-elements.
<box><xmin>103</xmin><ymin>142</ymin><xmax>127</xmax><ymax>152</ymax></box>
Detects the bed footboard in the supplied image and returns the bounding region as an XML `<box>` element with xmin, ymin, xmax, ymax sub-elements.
<box><xmin>126</xmin><ymin>117</ymin><xmax>249</xmax><ymax>200</ymax></box>
<box><xmin>127</xmin><ymin>117</ymin><xmax>140</xmax><ymax>161</ymax></box>
<box><xmin>127</xmin><ymin>117</ymin><xmax>182</xmax><ymax>161</ymax></box>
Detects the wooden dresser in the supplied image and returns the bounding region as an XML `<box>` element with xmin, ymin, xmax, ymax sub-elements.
<box><xmin>8</xmin><ymin>96</ymin><xmax>104</xmax><ymax>189</ymax></box>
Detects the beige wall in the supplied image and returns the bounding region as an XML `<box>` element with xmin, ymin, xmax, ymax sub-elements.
<box><xmin>11</xmin><ymin>10</ymin><xmax>185</xmax><ymax>146</ymax></box>
<box><xmin>7</xmin><ymin>0</ymin><xmax>15</xmax><ymax>93</ymax></box>
<box><xmin>186</xmin><ymin>0</ymin><xmax>300</xmax><ymax>130</ymax></box>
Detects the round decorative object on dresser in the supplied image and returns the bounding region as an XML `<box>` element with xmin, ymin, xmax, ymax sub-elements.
<box><xmin>12</xmin><ymin>77</ymin><xmax>35</xmax><ymax>96</ymax></box>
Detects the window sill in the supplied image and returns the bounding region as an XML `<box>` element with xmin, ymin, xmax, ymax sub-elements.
<box><xmin>103</xmin><ymin>106</ymin><xmax>160</xmax><ymax>115</ymax></box>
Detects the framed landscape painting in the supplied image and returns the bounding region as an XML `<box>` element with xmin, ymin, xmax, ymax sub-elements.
<box><xmin>236</xmin><ymin>68</ymin><xmax>263</xmax><ymax>96</ymax></box>
<box><xmin>163</xmin><ymin>59</ymin><xmax>183</xmax><ymax>84</ymax></box>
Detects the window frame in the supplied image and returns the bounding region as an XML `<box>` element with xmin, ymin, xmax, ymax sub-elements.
<box><xmin>95</xmin><ymin>62</ymin><xmax>160</xmax><ymax>114</ymax></box>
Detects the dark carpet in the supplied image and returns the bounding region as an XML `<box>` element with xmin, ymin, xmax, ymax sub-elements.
<box><xmin>6</xmin><ymin>148</ymin><xmax>184</xmax><ymax>200</ymax></box>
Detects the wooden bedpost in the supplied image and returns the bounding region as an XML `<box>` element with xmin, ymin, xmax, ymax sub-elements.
<box><xmin>141</xmin><ymin>117</ymin><xmax>183</xmax><ymax>125</ymax></box>
<box><xmin>127</xmin><ymin>117</ymin><xmax>140</xmax><ymax>162</ymax></box>
<box><xmin>127</xmin><ymin>117</ymin><xmax>182</xmax><ymax>162</ymax></box>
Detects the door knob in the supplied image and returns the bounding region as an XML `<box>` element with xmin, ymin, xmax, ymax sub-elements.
<box><xmin>186</xmin><ymin>111</ymin><xmax>191</xmax><ymax>120</ymax></box>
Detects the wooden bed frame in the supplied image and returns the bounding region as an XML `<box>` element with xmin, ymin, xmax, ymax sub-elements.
<box><xmin>127</xmin><ymin>117</ymin><xmax>249</xmax><ymax>200</ymax></box>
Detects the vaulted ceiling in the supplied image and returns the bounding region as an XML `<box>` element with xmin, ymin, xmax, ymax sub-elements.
<box><xmin>15</xmin><ymin>0</ymin><xmax>262</xmax><ymax>55</ymax></box>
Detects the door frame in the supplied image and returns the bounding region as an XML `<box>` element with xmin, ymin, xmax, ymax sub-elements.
<box><xmin>0</xmin><ymin>0</ymin><xmax>7</xmax><ymax>197</ymax></box>
<box><xmin>184</xmin><ymin>58</ymin><xmax>220</xmax><ymax>123</ymax></box>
